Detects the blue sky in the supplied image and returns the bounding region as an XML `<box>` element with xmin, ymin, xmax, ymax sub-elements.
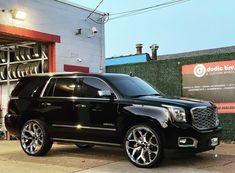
<box><xmin>68</xmin><ymin>0</ymin><xmax>235</xmax><ymax>58</ymax></box>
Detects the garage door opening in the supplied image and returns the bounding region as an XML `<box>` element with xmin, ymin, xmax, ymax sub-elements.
<box><xmin>0</xmin><ymin>24</ymin><xmax>60</xmax><ymax>136</ymax></box>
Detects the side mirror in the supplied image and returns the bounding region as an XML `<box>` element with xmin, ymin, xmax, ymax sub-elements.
<box><xmin>98</xmin><ymin>90</ymin><xmax>115</xmax><ymax>100</ymax></box>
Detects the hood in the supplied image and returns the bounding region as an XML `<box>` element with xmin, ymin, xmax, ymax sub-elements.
<box><xmin>134</xmin><ymin>95</ymin><xmax>212</xmax><ymax>108</ymax></box>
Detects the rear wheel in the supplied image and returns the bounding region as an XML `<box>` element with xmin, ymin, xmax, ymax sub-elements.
<box><xmin>20</xmin><ymin>119</ymin><xmax>52</xmax><ymax>156</ymax></box>
<box><xmin>124</xmin><ymin>124</ymin><xmax>163</xmax><ymax>168</ymax></box>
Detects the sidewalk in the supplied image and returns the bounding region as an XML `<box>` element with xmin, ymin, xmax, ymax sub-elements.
<box><xmin>0</xmin><ymin>141</ymin><xmax>234</xmax><ymax>173</ymax></box>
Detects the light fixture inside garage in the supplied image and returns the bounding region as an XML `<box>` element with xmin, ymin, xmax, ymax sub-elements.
<box><xmin>11</xmin><ymin>9</ymin><xmax>27</xmax><ymax>21</ymax></box>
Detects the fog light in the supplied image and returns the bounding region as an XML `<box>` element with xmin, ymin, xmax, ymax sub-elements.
<box><xmin>178</xmin><ymin>137</ymin><xmax>198</xmax><ymax>148</ymax></box>
<box><xmin>179</xmin><ymin>138</ymin><xmax>187</xmax><ymax>144</ymax></box>
<box><xmin>210</xmin><ymin>137</ymin><xmax>219</xmax><ymax>147</ymax></box>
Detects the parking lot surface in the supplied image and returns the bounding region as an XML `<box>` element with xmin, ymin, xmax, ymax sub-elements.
<box><xmin>0</xmin><ymin>141</ymin><xmax>234</xmax><ymax>173</ymax></box>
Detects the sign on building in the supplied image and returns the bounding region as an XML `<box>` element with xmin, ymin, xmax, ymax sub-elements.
<box><xmin>182</xmin><ymin>60</ymin><xmax>235</xmax><ymax>114</ymax></box>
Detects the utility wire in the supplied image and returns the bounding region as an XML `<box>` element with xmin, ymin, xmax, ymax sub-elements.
<box><xmin>110</xmin><ymin>0</ymin><xmax>187</xmax><ymax>16</ymax></box>
<box><xmin>109</xmin><ymin>0</ymin><xmax>190</xmax><ymax>20</ymax></box>
<box><xmin>86</xmin><ymin>0</ymin><xmax>105</xmax><ymax>20</ymax></box>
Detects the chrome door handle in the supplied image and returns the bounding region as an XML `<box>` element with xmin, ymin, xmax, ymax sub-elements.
<box><xmin>75</xmin><ymin>104</ymin><xmax>86</xmax><ymax>108</ymax></box>
<box><xmin>41</xmin><ymin>102</ymin><xmax>52</xmax><ymax>106</ymax></box>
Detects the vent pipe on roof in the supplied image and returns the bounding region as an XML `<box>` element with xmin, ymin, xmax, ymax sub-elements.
<box><xmin>150</xmin><ymin>44</ymin><xmax>159</xmax><ymax>60</ymax></box>
<box><xmin>136</xmin><ymin>44</ymin><xmax>143</xmax><ymax>54</ymax></box>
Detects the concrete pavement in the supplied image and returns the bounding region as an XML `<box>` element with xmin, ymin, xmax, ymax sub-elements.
<box><xmin>0</xmin><ymin>141</ymin><xmax>234</xmax><ymax>173</ymax></box>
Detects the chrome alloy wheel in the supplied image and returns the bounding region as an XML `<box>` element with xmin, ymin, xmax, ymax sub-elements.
<box><xmin>125</xmin><ymin>126</ymin><xmax>160</xmax><ymax>167</ymax></box>
<box><xmin>21</xmin><ymin>121</ymin><xmax>44</xmax><ymax>155</ymax></box>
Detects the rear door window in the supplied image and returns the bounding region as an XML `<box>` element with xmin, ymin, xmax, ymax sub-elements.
<box><xmin>54</xmin><ymin>78</ymin><xmax>76</xmax><ymax>97</ymax></box>
<box><xmin>43</xmin><ymin>77</ymin><xmax>76</xmax><ymax>97</ymax></box>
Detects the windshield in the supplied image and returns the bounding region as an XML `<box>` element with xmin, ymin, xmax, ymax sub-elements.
<box><xmin>109</xmin><ymin>76</ymin><xmax>161</xmax><ymax>97</ymax></box>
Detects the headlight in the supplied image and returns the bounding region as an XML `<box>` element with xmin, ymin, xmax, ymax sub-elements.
<box><xmin>163</xmin><ymin>105</ymin><xmax>186</xmax><ymax>122</ymax></box>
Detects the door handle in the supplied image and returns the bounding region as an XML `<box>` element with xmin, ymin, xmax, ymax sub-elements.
<box><xmin>75</xmin><ymin>104</ymin><xmax>86</xmax><ymax>108</ymax></box>
<box><xmin>41</xmin><ymin>102</ymin><xmax>52</xmax><ymax>106</ymax></box>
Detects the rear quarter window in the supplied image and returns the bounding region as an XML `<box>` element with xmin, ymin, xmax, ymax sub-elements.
<box><xmin>11</xmin><ymin>77</ymin><xmax>48</xmax><ymax>98</ymax></box>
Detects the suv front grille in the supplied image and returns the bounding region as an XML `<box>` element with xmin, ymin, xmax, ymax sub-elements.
<box><xmin>191</xmin><ymin>106</ymin><xmax>218</xmax><ymax>130</ymax></box>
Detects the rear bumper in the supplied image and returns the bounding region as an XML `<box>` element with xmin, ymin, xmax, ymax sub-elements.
<box><xmin>4</xmin><ymin>113</ymin><xmax>21</xmax><ymax>138</ymax></box>
<box><xmin>163</xmin><ymin>122</ymin><xmax>222</xmax><ymax>152</ymax></box>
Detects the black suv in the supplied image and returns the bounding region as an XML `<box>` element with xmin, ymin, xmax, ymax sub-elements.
<box><xmin>5</xmin><ymin>73</ymin><xmax>222</xmax><ymax>168</ymax></box>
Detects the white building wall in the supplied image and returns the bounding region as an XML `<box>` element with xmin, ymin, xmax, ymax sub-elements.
<box><xmin>0</xmin><ymin>0</ymin><xmax>105</xmax><ymax>72</ymax></box>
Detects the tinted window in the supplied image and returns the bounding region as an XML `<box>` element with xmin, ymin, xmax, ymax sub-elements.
<box><xmin>53</xmin><ymin>78</ymin><xmax>76</xmax><ymax>97</ymax></box>
<box><xmin>11</xmin><ymin>77</ymin><xmax>48</xmax><ymax>98</ymax></box>
<box><xmin>43</xmin><ymin>78</ymin><xmax>76</xmax><ymax>97</ymax></box>
<box><xmin>109</xmin><ymin>76</ymin><xmax>160</xmax><ymax>97</ymax></box>
<box><xmin>75</xmin><ymin>77</ymin><xmax>110</xmax><ymax>98</ymax></box>
<box><xmin>43</xmin><ymin>78</ymin><xmax>56</xmax><ymax>97</ymax></box>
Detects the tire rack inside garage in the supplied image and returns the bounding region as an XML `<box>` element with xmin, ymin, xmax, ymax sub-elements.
<box><xmin>0</xmin><ymin>39</ymin><xmax>49</xmax><ymax>135</ymax></box>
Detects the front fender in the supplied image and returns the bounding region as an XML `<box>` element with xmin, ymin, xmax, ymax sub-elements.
<box><xmin>123</xmin><ymin>104</ymin><xmax>170</xmax><ymax>128</ymax></box>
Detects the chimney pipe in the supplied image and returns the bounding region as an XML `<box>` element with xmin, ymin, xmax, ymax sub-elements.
<box><xmin>150</xmin><ymin>44</ymin><xmax>159</xmax><ymax>60</ymax></box>
<box><xmin>136</xmin><ymin>44</ymin><xmax>143</xmax><ymax>54</ymax></box>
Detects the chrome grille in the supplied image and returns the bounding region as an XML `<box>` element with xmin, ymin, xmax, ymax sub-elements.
<box><xmin>191</xmin><ymin>106</ymin><xmax>218</xmax><ymax>130</ymax></box>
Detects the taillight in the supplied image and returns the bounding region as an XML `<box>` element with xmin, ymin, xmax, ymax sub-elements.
<box><xmin>7</xmin><ymin>100</ymin><xmax>10</xmax><ymax>113</ymax></box>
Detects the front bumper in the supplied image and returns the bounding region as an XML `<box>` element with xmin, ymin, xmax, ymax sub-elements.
<box><xmin>163</xmin><ymin>122</ymin><xmax>222</xmax><ymax>152</ymax></box>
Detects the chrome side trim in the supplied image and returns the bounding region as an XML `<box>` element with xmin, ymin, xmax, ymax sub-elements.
<box><xmin>40</xmin><ymin>77</ymin><xmax>52</xmax><ymax>97</ymax></box>
<box><xmin>52</xmin><ymin>124</ymin><xmax>117</xmax><ymax>131</ymax></box>
<box><xmin>41</xmin><ymin>96</ymin><xmax>110</xmax><ymax>101</ymax></box>
<box><xmin>40</xmin><ymin>76</ymin><xmax>119</xmax><ymax>100</ymax></box>
<box><xmin>52</xmin><ymin>124</ymin><xmax>75</xmax><ymax>128</ymax></box>
<box><xmin>9</xmin><ymin>97</ymin><xmax>19</xmax><ymax>100</ymax></box>
<box><xmin>52</xmin><ymin>138</ymin><xmax>121</xmax><ymax>147</ymax></box>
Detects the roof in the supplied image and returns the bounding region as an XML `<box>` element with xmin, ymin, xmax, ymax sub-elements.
<box><xmin>54</xmin><ymin>0</ymin><xmax>104</xmax><ymax>15</ymax></box>
<box><xmin>26</xmin><ymin>72</ymin><xmax>130</xmax><ymax>78</ymax></box>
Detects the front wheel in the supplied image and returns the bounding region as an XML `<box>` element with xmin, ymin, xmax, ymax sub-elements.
<box><xmin>124</xmin><ymin>124</ymin><xmax>163</xmax><ymax>168</ymax></box>
<box><xmin>20</xmin><ymin>119</ymin><xmax>53</xmax><ymax>156</ymax></box>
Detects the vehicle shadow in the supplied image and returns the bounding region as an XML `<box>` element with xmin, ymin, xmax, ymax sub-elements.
<box><xmin>48</xmin><ymin>144</ymin><xmax>230</xmax><ymax>169</ymax></box>
<box><xmin>48</xmin><ymin>144</ymin><xmax>126</xmax><ymax>161</ymax></box>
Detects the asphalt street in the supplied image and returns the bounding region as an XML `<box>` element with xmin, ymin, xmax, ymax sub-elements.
<box><xmin>0</xmin><ymin>141</ymin><xmax>234</xmax><ymax>173</ymax></box>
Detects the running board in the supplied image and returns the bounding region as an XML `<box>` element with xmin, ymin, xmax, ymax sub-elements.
<box><xmin>52</xmin><ymin>138</ymin><xmax>122</xmax><ymax>147</ymax></box>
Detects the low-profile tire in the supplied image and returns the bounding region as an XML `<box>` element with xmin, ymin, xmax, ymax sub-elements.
<box><xmin>20</xmin><ymin>119</ymin><xmax>53</xmax><ymax>156</ymax></box>
<box><xmin>124</xmin><ymin>124</ymin><xmax>163</xmax><ymax>168</ymax></box>
<box><xmin>75</xmin><ymin>144</ymin><xmax>94</xmax><ymax>149</ymax></box>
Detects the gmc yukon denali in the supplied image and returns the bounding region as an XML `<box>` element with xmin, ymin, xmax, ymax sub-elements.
<box><xmin>5</xmin><ymin>73</ymin><xmax>222</xmax><ymax>168</ymax></box>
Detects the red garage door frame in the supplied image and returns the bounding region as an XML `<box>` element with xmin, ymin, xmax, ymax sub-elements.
<box><xmin>0</xmin><ymin>24</ymin><xmax>61</xmax><ymax>72</ymax></box>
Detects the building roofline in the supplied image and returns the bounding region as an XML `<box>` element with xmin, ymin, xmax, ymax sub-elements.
<box><xmin>158</xmin><ymin>46</ymin><xmax>235</xmax><ymax>60</ymax></box>
<box><xmin>54</xmin><ymin>0</ymin><xmax>104</xmax><ymax>15</ymax></box>
<box><xmin>106</xmin><ymin>53</ymin><xmax>150</xmax><ymax>60</ymax></box>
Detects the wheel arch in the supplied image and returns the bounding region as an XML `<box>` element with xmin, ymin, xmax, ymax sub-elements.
<box><xmin>121</xmin><ymin>115</ymin><xmax>166</xmax><ymax>147</ymax></box>
<box><xmin>18</xmin><ymin>112</ymin><xmax>48</xmax><ymax>133</ymax></box>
